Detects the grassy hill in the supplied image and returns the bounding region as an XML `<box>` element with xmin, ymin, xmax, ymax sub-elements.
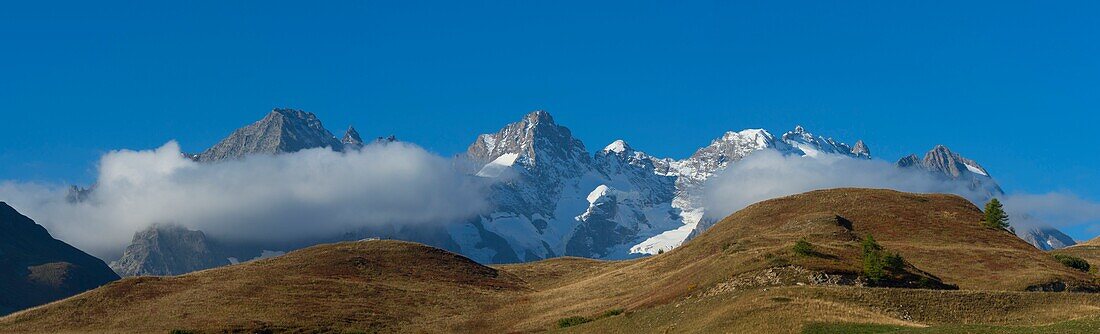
<box><xmin>3</xmin><ymin>188</ymin><xmax>1100</xmax><ymax>333</ymax></box>
<box><xmin>1053</xmin><ymin>237</ymin><xmax>1100</xmax><ymax>273</ymax></box>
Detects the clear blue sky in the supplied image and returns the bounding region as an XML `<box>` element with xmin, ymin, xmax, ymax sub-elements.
<box><xmin>2</xmin><ymin>2</ymin><xmax>1098</xmax><ymax>235</ymax></box>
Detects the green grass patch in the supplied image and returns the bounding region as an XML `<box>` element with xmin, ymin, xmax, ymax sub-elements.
<box><xmin>803</xmin><ymin>322</ymin><xmax>907</xmax><ymax>334</ymax></box>
<box><xmin>557</xmin><ymin>316</ymin><xmax>592</xmax><ymax>328</ymax></box>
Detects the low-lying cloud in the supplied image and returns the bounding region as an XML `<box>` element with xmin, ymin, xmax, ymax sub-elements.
<box><xmin>0</xmin><ymin>141</ymin><xmax>489</xmax><ymax>259</ymax></box>
<box><xmin>702</xmin><ymin>150</ymin><xmax>1100</xmax><ymax>233</ymax></box>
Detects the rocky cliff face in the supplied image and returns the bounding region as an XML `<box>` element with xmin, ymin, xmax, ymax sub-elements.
<box><xmin>0</xmin><ymin>202</ymin><xmax>119</xmax><ymax>315</ymax></box>
<box><xmin>109</xmin><ymin>224</ymin><xmax>231</xmax><ymax>277</ymax></box>
<box><xmin>195</xmin><ymin>108</ymin><xmax>344</xmax><ymax>162</ymax></box>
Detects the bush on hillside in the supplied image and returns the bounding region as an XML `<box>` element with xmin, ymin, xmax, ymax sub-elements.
<box><xmin>557</xmin><ymin>316</ymin><xmax>592</xmax><ymax>328</ymax></box>
<box><xmin>792</xmin><ymin>238</ymin><xmax>815</xmax><ymax>256</ymax></box>
<box><xmin>1054</xmin><ymin>254</ymin><xmax>1091</xmax><ymax>272</ymax></box>
<box><xmin>861</xmin><ymin>235</ymin><xmax>907</xmax><ymax>282</ymax></box>
<box><xmin>883</xmin><ymin>251</ymin><xmax>905</xmax><ymax>272</ymax></box>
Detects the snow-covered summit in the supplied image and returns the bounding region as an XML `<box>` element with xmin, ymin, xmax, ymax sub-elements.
<box><xmin>781</xmin><ymin>125</ymin><xmax>868</xmax><ymax>159</ymax></box>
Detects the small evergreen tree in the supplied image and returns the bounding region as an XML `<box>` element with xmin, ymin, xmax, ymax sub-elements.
<box><xmin>861</xmin><ymin>235</ymin><xmax>886</xmax><ymax>281</ymax></box>
<box><xmin>983</xmin><ymin>198</ymin><xmax>1010</xmax><ymax>230</ymax></box>
<box><xmin>861</xmin><ymin>235</ymin><xmax>882</xmax><ymax>255</ymax></box>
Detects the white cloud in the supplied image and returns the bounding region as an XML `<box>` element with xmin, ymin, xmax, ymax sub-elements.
<box><xmin>1001</xmin><ymin>193</ymin><xmax>1100</xmax><ymax>229</ymax></box>
<box><xmin>701</xmin><ymin>150</ymin><xmax>1100</xmax><ymax>233</ymax></box>
<box><xmin>0</xmin><ymin>141</ymin><xmax>489</xmax><ymax>259</ymax></box>
<box><xmin>701</xmin><ymin>150</ymin><xmax>982</xmax><ymax>218</ymax></box>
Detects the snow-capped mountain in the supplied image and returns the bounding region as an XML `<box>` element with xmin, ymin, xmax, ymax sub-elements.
<box><xmin>110</xmin><ymin>108</ymin><xmax>1075</xmax><ymax>275</ymax></box>
<box><xmin>632</xmin><ymin>126</ymin><xmax>873</xmax><ymax>253</ymax></box>
<box><xmin>453</xmin><ymin>111</ymin><xmax>684</xmax><ymax>261</ymax></box>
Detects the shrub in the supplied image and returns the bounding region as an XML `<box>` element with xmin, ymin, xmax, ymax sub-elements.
<box><xmin>883</xmin><ymin>252</ymin><xmax>905</xmax><ymax>272</ymax></box>
<box><xmin>601</xmin><ymin>308</ymin><xmax>625</xmax><ymax>318</ymax></box>
<box><xmin>1054</xmin><ymin>254</ymin><xmax>1091</xmax><ymax>272</ymax></box>
<box><xmin>557</xmin><ymin>316</ymin><xmax>592</xmax><ymax>328</ymax></box>
<box><xmin>792</xmin><ymin>238</ymin><xmax>815</xmax><ymax>256</ymax></box>
<box><xmin>861</xmin><ymin>235</ymin><xmax>905</xmax><ymax>282</ymax></box>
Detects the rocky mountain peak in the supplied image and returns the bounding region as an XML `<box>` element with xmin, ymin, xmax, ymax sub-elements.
<box><xmin>898</xmin><ymin>144</ymin><xmax>1003</xmax><ymax>198</ymax></box>
<box><xmin>523</xmin><ymin>109</ymin><xmax>555</xmax><ymax>125</ymax></box>
<box><xmin>780</xmin><ymin>125</ymin><xmax>866</xmax><ymax>158</ymax></box>
<box><xmin>195</xmin><ymin>108</ymin><xmax>343</xmax><ymax>162</ymax></box>
<box><xmin>918</xmin><ymin>145</ymin><xmax>985</xmax><ymax>178</ymax></box>
<box><xmin>851</xmin><ymin>140</ymin><xmax>870</xmax><ymax>158</ymax></box>
<box><xmin>602</xmin><ymin>139</ymin><xmax>632</xmax><ymax>154</ymax></box>
<box><xmin>109</xmin><ymin>224</ymin><xmax>230</xmax><ymax>277</ymax></box>
<box><xmin>465</xmin><ymin>110</ymin><xmax>591</xmax><ymax>177</ymax></box>
<box><xmin>1018</xmin><ymin>226</ymin><xmax>1077</xmax><ymax>251</ymax></box>
<box><xmin>342</xmin><ymin>126</ymin><xmax>364</xmax><ymax>149</ymax></box>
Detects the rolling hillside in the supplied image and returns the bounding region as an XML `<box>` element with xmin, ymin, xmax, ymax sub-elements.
<box><xmin>3</xmin><ymin>188</ymin><xmax>1098</xmax><ymax>333</ymax></box>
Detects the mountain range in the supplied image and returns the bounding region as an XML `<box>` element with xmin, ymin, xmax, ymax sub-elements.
<box><xmin>109</xmin><ymin>108</ymin><xmax>1074</xmax><ymax>276</ymax></box>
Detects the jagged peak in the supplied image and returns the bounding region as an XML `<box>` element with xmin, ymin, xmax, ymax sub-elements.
<box><xmin>342</xmin><ymin>126</ymin><xmax>364</xmax><ymax>145</ymax></box>
<box><xmin>602</xmin><ymin>139</ymin><xmax>632</xmax><ymax>154</ymax></box>
<box><xmin>928</xmin><ymin>144</ymin><xmax>954</xmax><ymax>156</ymax></box>
<box><xmin>719</xmin><ymin>129</ymin><xmax>772</xmax><ymax>142</ymax></box>
<box><xmin>269</xmin><ymin>108</ymin><xmax>319</xmax><ymax>121</ymax></box>
<box><xmin>851</xmin><ymin>140</ymin><xmax>870</xmax><ymax>157</ymax></box>
<box><xmin>522</xmin><ymin>110</ymin><xmax>555</xmax><ymax>125</ymax></box>
<box><xmin>793</xmin><ymin>125</ymin><xmax>806</xmax><ymax>133</ymax></box>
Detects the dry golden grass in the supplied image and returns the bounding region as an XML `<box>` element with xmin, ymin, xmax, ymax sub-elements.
<box><xmin>0</xmin><ymin>240</ymin><xmax>527</xmax><ymax>333</ymax></box>
<box><xmin>557</xmin><ymin>286</ymin><xmax>1100</xmax><ymax>333</ymax></box>
<box><xmin>3</xmin><ymin>188</ymin><xmax>1100</xmax><ymax>333</ymax></box>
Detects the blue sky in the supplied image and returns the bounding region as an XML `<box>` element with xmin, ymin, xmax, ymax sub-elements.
<box><xmin>2</xmin><ymin>2</ymin><xmax>1098</xmax><ymax>236</ymax></box>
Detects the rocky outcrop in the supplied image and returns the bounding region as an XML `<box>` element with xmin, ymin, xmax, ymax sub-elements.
<box><xmin>109</xmin><ymin>224</ymin><xmax>231</xmax><ymax>277</ymax></box>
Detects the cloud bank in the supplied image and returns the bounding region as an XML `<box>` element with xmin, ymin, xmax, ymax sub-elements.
<box><xmin>702</xmin><ymin>150</ymin><xmax>1100</xmax><ymax>232</ymax></box>
<box><xmin>0</xmin><ymin>141</ymin><xmax>489</xmax><ymax>258</ymax></box>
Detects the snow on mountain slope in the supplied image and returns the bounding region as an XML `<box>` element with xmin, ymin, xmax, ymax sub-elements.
<box><xmin>629</xmin><ymin>126</ymin><xmax>872</xmax><ymax>255</ymax></box>
<box><xmin>475</xmin><ymin>153</ymin><xmax>520</xmax><ymax>178</ymax></box>
<box><xmin>457</xmin><ymin>111</ymin><xmax>684</xmax><ymax>262</ymax></box>
<box><xmin>109</xmin><ymin>108</ymin><xmax>1075</xmax><ymax>271</ymax></box>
